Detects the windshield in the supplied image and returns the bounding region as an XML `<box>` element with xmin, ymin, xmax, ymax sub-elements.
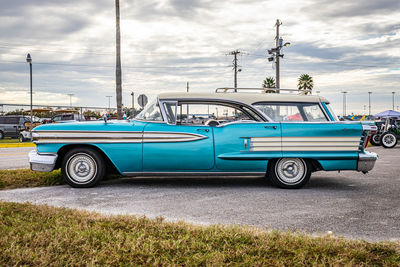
<box><xmin>325</xmin><ymin>103</ymin><xmax>338</xmax><ymax>121</ymax></box>
<box><xmin>135</xmin><ymin>98</ymin><xmax>163</xmax><ymax>121</ymax></box>
<box><xmin>253</xmin><ymin>102</ymin><xmax>329</xmax><ymax>122</ymax></box>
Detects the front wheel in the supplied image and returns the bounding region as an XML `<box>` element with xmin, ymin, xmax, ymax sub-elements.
<box><xmin>369</xmin><ymin>134</ymin><xmax>381</xmax><ymax>146</ymax></box>
<box><xmin>61</xmin><ymin>148</ymin><xmax>106</xmax><ymax>188</ymax></box>
<box><xmin>380</xmin><ymin>132</ymin><xmax>397</xmax><ymax>149</ymax></box>
<box><xmin>268</xmin><ymin>158</ymin><xmax>311</xmax><ymax>189</ymax></box>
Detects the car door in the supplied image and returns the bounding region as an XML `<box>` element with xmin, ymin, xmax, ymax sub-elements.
<box><xmin>213</xmin><ymin>122</ymin><xmax>282</xmax><ymax>171</ymax></box>
<box><xmin>5</xmin><ymin>117</ymin><xmax>19</xmax><ymax>137</ymax></box>
<box><xmin>142</xmin><ymin>101</ymin><xmax>214</xmax><ymax>171</ymax></box>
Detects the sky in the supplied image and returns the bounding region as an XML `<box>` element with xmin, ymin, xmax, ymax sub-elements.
<box><xmin>0</xmin><ymin>0</ymin><xmax>399</xmax><ymax>115</ymax></box>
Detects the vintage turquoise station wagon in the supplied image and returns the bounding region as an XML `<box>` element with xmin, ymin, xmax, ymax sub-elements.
<box><xmin>29</xmin><ymin>89</ymin><xmax>378</xmax><ymax>189</ymax></box>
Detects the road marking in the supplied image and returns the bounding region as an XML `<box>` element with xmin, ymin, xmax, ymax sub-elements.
<box><xmin>0</xmin><ymin>153</ymin><xmax>28</xmax><ymax>156</ymax></box>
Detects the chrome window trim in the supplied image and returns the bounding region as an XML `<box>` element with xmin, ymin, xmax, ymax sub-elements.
<box><xmin>252</xmin><ymin>101</ymin><xmax>330</xmax><ymax>122</ymax></box>
<box><xmin>158</xmin><ymin>98</ymin><xmax>271</xmax><ymax>123</ymax></box>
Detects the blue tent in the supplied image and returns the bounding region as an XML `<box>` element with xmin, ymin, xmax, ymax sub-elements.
<box><xmin>374</xmin><ymin>110</ymin><xmax>400</xmax><ymax>117</ymax></box>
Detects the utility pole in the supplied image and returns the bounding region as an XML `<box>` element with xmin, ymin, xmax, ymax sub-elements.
<box><xmin>115</xmin><ymin>0</ymin><xmax>122</xmax><ymax>120</ymax></box>
<box><xmin>341</xmin><ymin>91</ymin><xmax>347</xmax><ymax>117</ymax></box>
<box><xmin>368</xmin><ymin>91</ymin><xmax>372</xmax><ymax>117</ymax></box>
<box><xmin>268</xmin><ymin>19</ymin><xmax>290</xmax><ymax>93</ymax></box>
<box><xmin>186</xmin><ymin>81</ymin><xmax>189</xmax><ymax>92</ymax></box>
<box><xmin>227</xmin><ymin>50</ymin><xmax>242</xmax><ymax>91</ymax></box>
<box><xmin>186</xmin><ymin>82</ymin><xmax>189</xmax><ymax>117</ymax></box>
<box><xmin>275</xmin><ymin>19</ymin><xmax>281</xmax><ymax>91</ymax></box>
<box><xmin>392</xmin><ymin>92</ymin><xmax>395</xmax><ymax>110</ymax></box>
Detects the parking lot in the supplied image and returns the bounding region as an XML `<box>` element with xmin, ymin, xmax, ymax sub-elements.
<box><xmin>0</xmin><ymin>146</ymin><xmax>399</xmax><ymax>242</ymax></box>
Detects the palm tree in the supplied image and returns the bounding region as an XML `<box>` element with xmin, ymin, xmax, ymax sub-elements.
<box><xmin>262</xmin><ymin>77</ymin><xmax>276</xmax><ymax>93</ymax></box>
<box><xmin>115</xmin><ymin>0</ymin><xmax>122</xmax><ymax>119</ymax></box>
<box><xmin>297</xmin><ymin>74</ymin><xmax>313</xmax><ymax>95</ymax></box>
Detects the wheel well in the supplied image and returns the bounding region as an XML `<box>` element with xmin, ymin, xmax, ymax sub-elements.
<box><xmin>55</xmin><ymin>144</ymin><xmax>119</xmax><ymax>174</ymax></box>
<box><xmin>267</xmin><ymin>158</ymin><xmax>322</xmax><ymax>173</ymax></box>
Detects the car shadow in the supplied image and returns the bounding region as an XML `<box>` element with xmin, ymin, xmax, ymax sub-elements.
<box><xmin>99</xmin><ymin>175</ymin><xmax>358</xmax><ymax>191</ymax></box>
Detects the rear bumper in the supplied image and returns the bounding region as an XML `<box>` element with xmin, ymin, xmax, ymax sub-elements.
<box><xmin>357</xmin><ymin>151</ymin><xmax>377</xmax><ymax>173</ymax></box>
<box><xmin>29</xmin><ymin>150</ymin><xmax>58</xmax><ymax>172</ymax></box>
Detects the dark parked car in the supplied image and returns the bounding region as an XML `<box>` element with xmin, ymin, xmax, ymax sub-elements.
<box><xmin>0</xmin><ymin>115</ymin><xmax>30</xmax><ymax>139</ymax></box>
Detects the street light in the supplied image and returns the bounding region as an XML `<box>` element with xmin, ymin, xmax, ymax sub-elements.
<box><xmin>67</xmin><ymin>93</ymin><xmax>74</xmax><ymax>107</ymax></box>
<box><xmin>392</xmin><ymin>92</ymin><xmax>395</xmax><ymax>110</ymax></box>
<box><xmin>341</xmin><ymin>91</ymin><xmax>347</xmax><ymax>117</ymax></box>
<box><xmin>26</xmin><ymin>53</ymin><xmax>33</xmax><ymax>141</ymax></box>
<box><xmin>106</xmin><ymin>96</ymin><xmax>112</xmax><ymax>113</ymax></box>
<box><xmin>368</xmin><ymin>91</ymin><xmax>372</xmax><ymax>118</ymax></box>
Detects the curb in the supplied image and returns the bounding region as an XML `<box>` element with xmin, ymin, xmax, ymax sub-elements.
<box><xmin>0</xmin><ymin>143</ymin><xmax>36</xmax><ymax>148</ymax></box>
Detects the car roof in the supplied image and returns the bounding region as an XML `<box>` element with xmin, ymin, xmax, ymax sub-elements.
<box><xmin>158</xmin><ymin>92</ymin><xmax>329</xmax><ymax>105</ymax></box>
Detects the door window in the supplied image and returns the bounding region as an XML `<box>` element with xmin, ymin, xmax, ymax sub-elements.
<box><xmin>176</xmin><ymin>103</ymin><xmax>254</xmax><ymax>125</ymax></box>
<box><xmin>253</xmin><ymin>102</ymin><xmax>328</xmax><ymax>122</ymax></box>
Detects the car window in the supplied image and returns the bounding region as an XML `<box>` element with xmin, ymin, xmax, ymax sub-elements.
<box><xmin>176</xmin><ymin>102</ymin><xmax>254</xmax><ymax>125</ymax></box>
<box><xmin>53</xmin><ymin>116</ymin><xmax>62</xmax><ymax>121</ymax></box>
<box><xmin>5</xmin><ymin>117</ymin><xmax>19</xmax><ymax>124</ymax></box>
<box><xmin>63</xmin><ymin>114</ymin><xmax>74</xmax><ymax>120</ymax></box>
<box><xmin>303</xmin><ymin>105</ymin><xmax>327</xmax><ymax>121</ymax></box>
<box><xmin>253</xmin><ymin>102</ymin><xmax>328</xmax><ymax>122</ymax></box>
<box><xmin>136</xmin><ymin>98</ymin><xmax>163</xmax><ymax>122</ymax></box>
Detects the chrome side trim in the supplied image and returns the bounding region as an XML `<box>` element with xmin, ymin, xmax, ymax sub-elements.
<box><xmin>248</xmin><ymin>136</ymin><xmax>361</xmax><ymax>152</ymax></box>
<box><xmin>357</xmin><ymin>151</ymin><xmax>378</xmax><ymax>173</ymax></box>
<box><xmin>122</xmin><ymin>172</ymin><xmax>266</xmax><ymax>177</ymax></box>
<box><xmin>33</xmin><ymin>130</ymin><xmax>207</xmax><ymax>144</ymax></box>
<box><xmin>29</xmin><ymin>150</ymin><xmax>58</xmax><ymax>172</ymax></box>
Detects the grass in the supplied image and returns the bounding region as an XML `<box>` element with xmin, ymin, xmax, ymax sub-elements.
<box><xmin>0</xmin><ymin>138</ymin><xmax>20</xmax><ymax>143</ymax></box>
<box><xmin>0</xmin><ymin>169</ymin><xmax>63</xmax><ymax>190</ymax></box>
<box><xmin>0</xmin><ymin>202</ymin><xmax>399</xmax><ymax>266</ymax></box>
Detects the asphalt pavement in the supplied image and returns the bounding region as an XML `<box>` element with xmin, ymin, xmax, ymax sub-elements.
<box><xmin>0</xmin><ymin>147</ymin><xmax>32</xmax><ymax>169</ymax></box>
<box><xmin>0</xmin><ymin>146</ymin><xmax>399</xmax><ymax>242</ymax></box>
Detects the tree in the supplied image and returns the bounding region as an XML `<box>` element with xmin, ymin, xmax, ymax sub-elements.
<box><xmin>297</xmin><ymin>74</ymin><xmax>313</xmax><ymax>95</ymax></box>
<box><xmin>262</xmin><ymin>77</ymin><xmax>276</xmax><ymax>93</ymax></box>
<box><xmin>115</xmin><ymin>0</ymin><xmax>122</xmax><ymax>119</ymax></box>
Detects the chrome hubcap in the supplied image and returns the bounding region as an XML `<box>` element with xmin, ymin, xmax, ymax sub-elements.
<box><xmin>276</xmin><ymin>158</ymin><xmax>306</xmax><ymax>185</ymax></box>
<box><xmin>66</xmin><ymin>153</ymin><xmax>97</xmax><ymax>184</ymax></box>
<box><xmin>383</xmin><ymin>134</ymin><xmax>396</xmax><ymax>146</ymax></box>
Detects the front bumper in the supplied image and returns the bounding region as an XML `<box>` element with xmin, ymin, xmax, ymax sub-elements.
<box><xmin>29</xmin><ymin>150</ymin><xmax>58</xmax><ymax>172</ymax></box>
<box><xmin>357</xmin><ymin>151</ymin><xmax>378</xmax><ymax>173</ymax></box>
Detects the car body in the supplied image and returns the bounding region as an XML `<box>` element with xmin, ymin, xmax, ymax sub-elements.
<box><xmin>29</xmin><ymin>90</ymin><xmax>378</xmax><ymax>189</ymax></box>
<box><xmin>0</xmin><ymin>115</ymin><xmax>31</xmax><ymax>139</ymax></box>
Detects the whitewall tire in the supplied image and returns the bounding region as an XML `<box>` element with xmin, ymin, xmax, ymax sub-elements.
<box><xmin>380</xmin><ymin>132</ymin><xmax>397</xmax><ymax>149</ymax></box>
<box><xmin>269</xmin><ymin>158</ymin><xmax>311</xmax><ymax>189</ymax></box>
<box><xmin>61</xmin><ymin>148</ymin><xmax>105</xmax><ymax>188</ymax></box>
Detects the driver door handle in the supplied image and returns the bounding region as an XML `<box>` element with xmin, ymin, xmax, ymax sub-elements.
<box><xmin>265</xmin><ymin>125</ymin><xmax>277</xmax><ymax>129</ymax></box>
<box><xmin>197</xmin><ymin>128</ymin><xmax>210</xmax><ymax>132</ymax></box>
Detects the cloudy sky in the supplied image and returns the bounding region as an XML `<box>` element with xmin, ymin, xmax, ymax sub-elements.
<box><xmin>0</xmin><ymin>0</ymin><xmax>399</xmax><ymax>114</ymax></box>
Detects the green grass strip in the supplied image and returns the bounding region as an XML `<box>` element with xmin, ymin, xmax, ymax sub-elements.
<box><xmin>0</xmin><ymin>201</ymin><xmax>399</xmax><ymax>266</ymax></box>
<box><xmin>0</xmin><ymin>169</ymin><xmax>63</xmax><ymax>190</ymax></box>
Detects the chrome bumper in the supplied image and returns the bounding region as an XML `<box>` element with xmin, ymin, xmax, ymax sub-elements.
<box><xmin>357</xmin><ymin>151</ymin><xmax>378</xmax><ymax>173</ymax></box>
<box><xmin>29</xmin><ymin>150</ymin><xmax>58</xmax><ymax>172</ymax></box>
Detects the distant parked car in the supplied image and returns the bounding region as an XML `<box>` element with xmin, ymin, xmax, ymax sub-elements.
<box><xmin>0</xmin><ymin>115</ymin><xmax>31</xmax><ymax>139</ymax></box>
<box><xmin>51</xmin><ymin>113</ymin><xmax>85</xmax><ymax>123</ymax></box>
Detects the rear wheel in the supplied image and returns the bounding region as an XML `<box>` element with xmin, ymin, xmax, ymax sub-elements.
<box><xmin>268</xmin><ymin>158</ymin><xmax>311</xmax><ymax>189</ymax></box>
<box><xmin>0</xmin><ymin>131</ymin><xmax>4</xmax><ymax>139</ymax></box>
<box><xmin>61</xmin><ymin>148</ymin><xmax>105</xmax><ymax>188</ymax></box>
<box><xmin>369</xmin><ymin>134</ymin><xmax>381</xmax><ymax>146</ymax></box>
<box><xmin>380</xmin><ymin>132</ymin><xmax>397</xmax><ymax>148</ymax></box>
<box><xmin>19</xmin><ymin>135</ymin><xmax>25</xmax><ymax>142</ymax></box>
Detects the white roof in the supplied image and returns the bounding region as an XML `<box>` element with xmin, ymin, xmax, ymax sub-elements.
<box><xmin>158</xmin><ymin>92</ymin><xmax>329</xmax><ymax>105</ymax></box>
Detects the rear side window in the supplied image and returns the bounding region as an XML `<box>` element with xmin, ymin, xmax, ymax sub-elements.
<box><xmin>253</xmin><ymin>102</ymin><xmax>328</xmax><ymax>122</ymax></box>
<box><xmin>4</xmin><ymin>117</ymin><xmax>19</xmax><ymax>124</ymax></box>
